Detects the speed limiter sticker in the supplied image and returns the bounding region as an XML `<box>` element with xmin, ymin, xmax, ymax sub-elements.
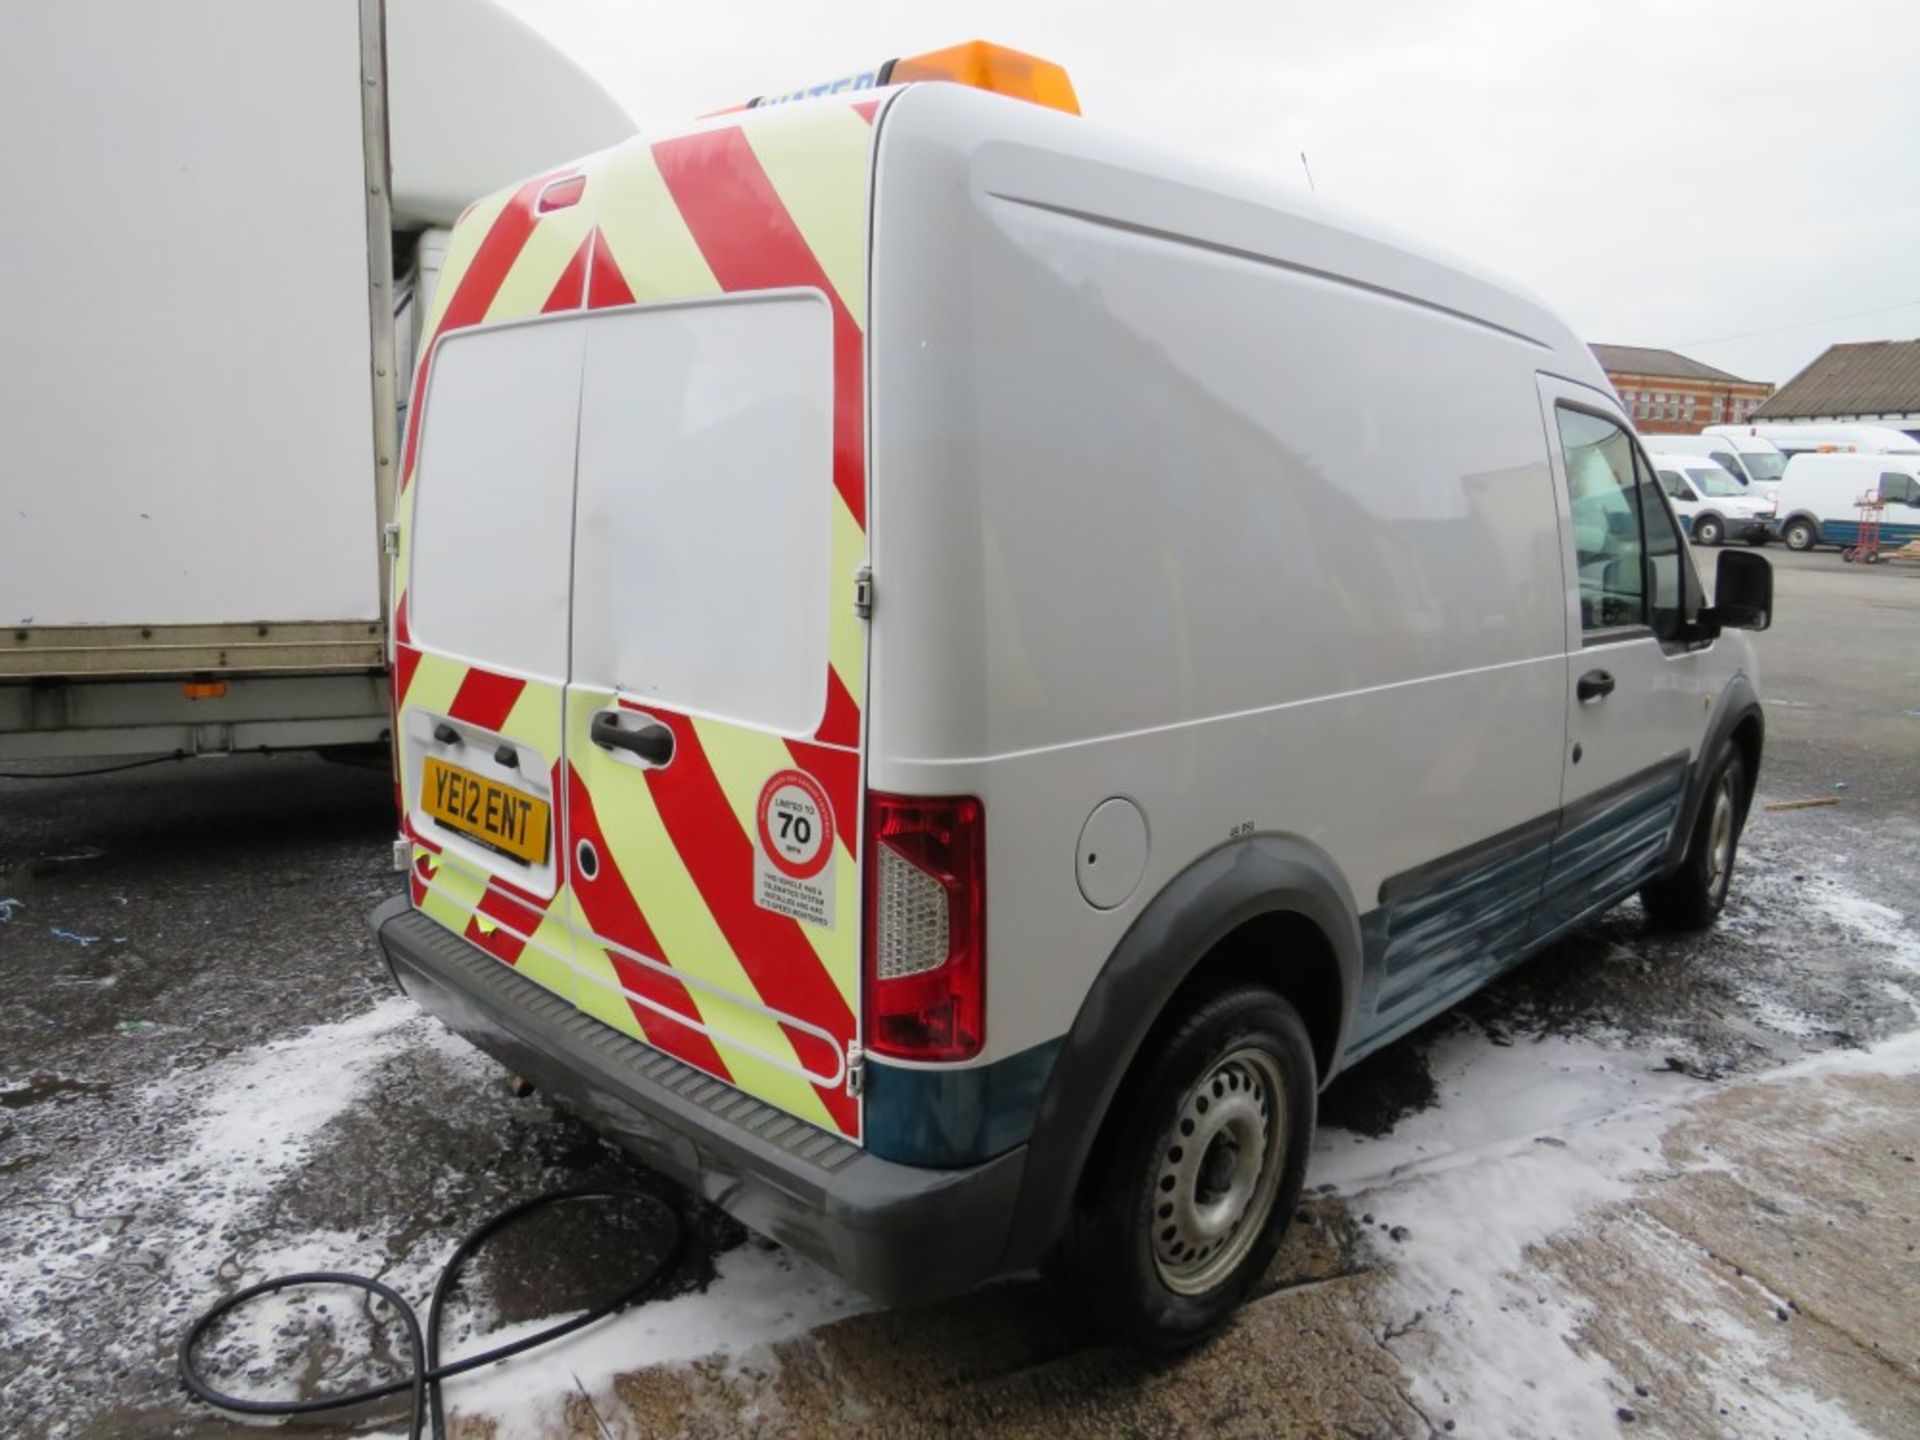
<box><xmin>753</xmin><ymin>769</ymin><xmax>836</xmax><ymax>927</ymax></box>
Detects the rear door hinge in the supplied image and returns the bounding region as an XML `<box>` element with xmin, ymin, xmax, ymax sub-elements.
<box><xmin>853</xmin><ymin>564</ymin><xmax>873</xmax><ymax>620</ymax></box>
<box><xmin>846</xmin><ymin>1040</ymin><xmax>866</xmax><ymax>1097</ymax></box>
<box><xmin>382</xmin><ymin>521</ymin><xmax>401</xmax><ymax>557</ymax></box>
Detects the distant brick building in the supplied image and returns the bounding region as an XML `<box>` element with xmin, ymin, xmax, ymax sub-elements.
<box><xmin>1752</xmin><ymin>338</ymin><xmax>1920</xmax><ymax>437</ymax></box>
<box><xmin>1590</xmin><ymin>345</ymin><xmax>1774</xmax><ymax>435</ymax></box>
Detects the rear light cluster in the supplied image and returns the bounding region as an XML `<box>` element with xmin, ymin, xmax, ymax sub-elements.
<box><xmin>863</xmin><ymin>792</ymin><xmax>985</xmax><ymax>1061</ymax></box>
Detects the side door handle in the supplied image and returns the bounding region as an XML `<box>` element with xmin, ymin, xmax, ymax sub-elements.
<box><xmin>1576</xmin><ymin>669</ymin><xmax>1616</xmax><ymax>703</ymax></box>
<box><xmin>590</xmin><ymin>711</ymin><xmax>675</xmax><ymax>766</ymax></box>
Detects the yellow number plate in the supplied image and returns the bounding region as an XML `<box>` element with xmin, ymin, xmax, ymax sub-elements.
<box><xmin>422</xmin><ymin>757</ymin><xmax>550</xmax><ymax>865</ymax></box>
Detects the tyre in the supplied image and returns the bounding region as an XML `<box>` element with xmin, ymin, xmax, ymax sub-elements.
<box><xmin>1641</xmin><ymin>748</ymin><xmax>1748</xmax><ymax>931</ymax></box>
<box><xmin>1783</xmin><ymin>518</ymin><xmax>1817</xmax><ymax>551</ymax></box>
<box><xmin>1692</xmin><ymin>513</ymin><xmax>1724</xmax><ymax>547</ymax></box>
<box><xmin>1056</xmin><ymin>983</ymin><xmax>1316</xmax><ymax>1350</ymax></box>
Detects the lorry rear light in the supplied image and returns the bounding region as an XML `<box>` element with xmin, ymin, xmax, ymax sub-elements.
<box><xmin>863</xmin><ymin>792</ymin><xmax>984</xmax><ymax>1062</ymax></box>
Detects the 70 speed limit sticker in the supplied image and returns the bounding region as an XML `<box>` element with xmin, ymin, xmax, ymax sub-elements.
<box><xmin>753</xmin><ymin>769</ymin><xmax>836</xmax><ymax>928</ymax></box>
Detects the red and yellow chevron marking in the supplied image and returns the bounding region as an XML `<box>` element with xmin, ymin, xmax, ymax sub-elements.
<box><xmin>391</xmin><ymin>97</ymin><xmax>884</xmax><ymax>1140</ymax></box>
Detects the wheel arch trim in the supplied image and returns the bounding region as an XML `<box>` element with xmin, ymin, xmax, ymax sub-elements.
<box><xmin>1660</xmin><ymin>675</ymin><xmax>1764</xmax><ymax>876</ymax></box>
<box><xmin>999</xmin><ymin>834</ymin><xmax>1361</xmax><ymax>1269</ymax></box>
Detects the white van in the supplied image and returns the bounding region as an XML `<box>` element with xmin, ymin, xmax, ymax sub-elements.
<box><xmin>370</xmin><ymin>50</ymin><xmax>1775</xmax><ymax>1347</ymax></box>
<box><xmin>1646</xmin><ymin>453</ymin><xmax>1777</xmax><ymax>546</ymax></box>
<box><xmin>1770</xmin><ymin>453</ymin><xmax>1920</xmax><ymax>551</ymax></box>
<box><xmin>1708</xmin><ymin>422</ymin><xmax>1920</xmax><ymax>458</ymax></box>
<box><xmin>1650</xmin><ymin>433</ymin><xmax>1786</xmax><ymax>496</ymax></box>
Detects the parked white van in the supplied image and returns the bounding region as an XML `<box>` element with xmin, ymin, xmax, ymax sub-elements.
<box><xmin>1770</xmin><ymin>453</ymin><xmax>1920</xmax><ymax>551</ymax></box>
<box><xmin>1708</xmin><ymin>422</ymin><xmax>1920</xmax><ymax>458</ymax></box>
<box><xmin>1646</xmin><ymin>453</ymin><xmax>1776</xmax><ymax>546</ymax></box>
<box><xmin>370</xmin><ymin>50</ymin><xmax>1775</xmax><ymax>1347</ymax></box>
<box><xmin>1651</xmin><ymin>433</ymin><xmax>1786</xmax><ymax>496</ymax></box>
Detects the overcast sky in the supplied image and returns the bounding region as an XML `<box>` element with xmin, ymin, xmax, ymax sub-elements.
<box><xmin>500</xmin><ymin>0</ymin><xmax>1918</xmax><ymax>386</ymax></box>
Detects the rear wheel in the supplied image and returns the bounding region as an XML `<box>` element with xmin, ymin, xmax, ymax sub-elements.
<box><xmin>1783</xmin><ymin>518</ymin><xmax>1817</xmax><ymax>551</ymax></box>
<box><xmin>1642</xmin><ymin>748</ymin><xmax>1748</xmax><ymax>931</ymax></box>
<box><xmin>1056</xmin><ymin>984</ymin><xmax>1315</xmax><ymax>1350</ymax></box>
<box><xmin>1692</xmin><ymin>513</ymin><xmax>1725</xmax><ymax>547</ymax></box>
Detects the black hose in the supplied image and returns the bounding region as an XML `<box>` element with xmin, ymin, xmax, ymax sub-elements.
<box><xmin>179</xmin><ymin>1187</ymin><xmax>684</xmax><ymax>1440</ymax></box>
<box><xmin>0</xmin><ymin>752</ymin><xmax>186</xmax><ymax>780</ymax></box>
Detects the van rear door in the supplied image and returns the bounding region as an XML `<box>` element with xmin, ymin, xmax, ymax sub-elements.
<box><xmin>397</xmin><ymin>319</ymin><xmax>583</xmax><ymax>1001</ymax></box>
<box><xmin>397</xmin><ymin>101</ymin><xmax>879</xmax><ymax>1142</ymax></box>
<box><xmin>562</xmin><ymin>292</ymin><xmax>865</xmax><ymax>1140</ymax></box>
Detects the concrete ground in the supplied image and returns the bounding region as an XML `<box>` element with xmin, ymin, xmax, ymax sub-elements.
<box><xmin>2</xmin><ymin>544</ymin><xmax>1916</xmax><ymax>1439</ymax></box>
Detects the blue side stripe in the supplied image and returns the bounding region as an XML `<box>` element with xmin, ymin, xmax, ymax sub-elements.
<box><xmin>862</xmin><ymin>1038</ymin><xmax>1064</xmax><ymax>1166</ymax></box>
<box><xmin>1815</xmin><ymin>519</ymin><xmax>1920</xmax><ymax>547</ymax></box>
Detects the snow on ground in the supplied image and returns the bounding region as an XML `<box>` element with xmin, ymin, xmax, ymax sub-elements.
<box><xmin>1</xmin><ymin>988</ymin><xmax>868</xmax><ymax>1436</ymax></box>
<box><xmin>7</xmin><ymin>861</ymin><xmax>1915</xmax><ymax>1437</ymax></box>
<box><xmin>1313</xmin><ymin>1029</ymin><xmax>1695</xmax><ymax>1435</ymax></box>
<box><xmin>1313</xmin><ymin>869</ymin><xmax>1920</xmax><ymax>1440</ymax></box>
<box><xmin>434</xmin><ymin>868</ymin><xmax>1920</xmax><ymax>1438</ymax></box>
<box><xmin>1</xmin><ymin>998</ymin><xmax>448</xmax><ymax>1427</ymax></box>
<box><xmin>442</xmin><ymin>1242</ymin><xmax>866</xmax><ymax>1432</ymax></box>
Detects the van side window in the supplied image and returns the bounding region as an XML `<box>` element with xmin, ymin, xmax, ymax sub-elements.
<box><xmin>1555</xmin><ymin>406</ymin><xmax>1646</xmax><ymax>633</ymax></box>
<box><xmin>1879</xmin><ymin>472</ymin><xmax>1920</xmax><ymax>507</ymax></box>
<box><xmin>1635</xmin><ymin>448</ymin><xmax>1688</xmax><ymax>634</ymax></box>
<box><xmin>1708</xmin><ymin>450</ymin><xmax>1743</xmax><ymax>482</ymax></box>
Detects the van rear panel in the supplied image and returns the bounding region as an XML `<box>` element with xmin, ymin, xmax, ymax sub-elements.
<box><xmin>394</xmin><ymin>100</ymin><xmax>881</xmax><ymax>1140</ymax></box>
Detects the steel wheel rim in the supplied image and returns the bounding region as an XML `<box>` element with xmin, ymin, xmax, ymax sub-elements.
<box><xmin>1150</xmin><ymin>1046</ymin><xmax>1287</xmax><ymax>1296</ymax></box>
<box><xmin>1705</xmin><ymin>775</ymin><xmax>1735</xmax><ymax>897</ymax></box>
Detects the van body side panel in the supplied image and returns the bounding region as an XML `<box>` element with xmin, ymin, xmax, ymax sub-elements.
<box><xmin>395</xmin><ymin>101</ymin><xmax>880</xmax><ymax>1142</ymax></box>
<box><xmin>868</xmin><ymin>86</ymin><xmax>1582</xmax><ymax>1076</ymax></box>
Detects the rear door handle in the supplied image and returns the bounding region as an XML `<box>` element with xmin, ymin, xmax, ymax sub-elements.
<box><xmin>590</xmin><ymin>711</ymin><xmax>675</xmax><ymax>766</ymax></box>
<box><xmin>1577</xmin><ymin>669</ymin><xmax>1616</xmax><ymax>703</ymax></box>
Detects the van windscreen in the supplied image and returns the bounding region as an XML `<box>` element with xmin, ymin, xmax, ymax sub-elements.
<box><xmin>1685</xmin><ymin>466</ymin><xmax>1744</xmax><ymax>498</ymax></box>
<box><xmin>1739</xmin><ymin>451</ymin><xmax>1785</xmax><ymax>483</ymax></box>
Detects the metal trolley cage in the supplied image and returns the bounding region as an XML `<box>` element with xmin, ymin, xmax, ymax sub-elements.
<box><xmin>1844</xmin><ymin>493</ymin><xmax>1885</xmax><ymax>565</ymax></box>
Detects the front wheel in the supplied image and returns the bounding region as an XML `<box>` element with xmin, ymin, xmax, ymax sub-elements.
<box><xmin>1692</xmin><ymin>513</ymin><xmax>1725</xmax><ymax>547</ymax></box>
<box><xmin>1641</xmin><ymin>748</ymin><xmax>1748</xmax><ymax>931</ymax></box>
<box><xmin>1056</xmin><ymin>984</ymin><xmax>1315</xmax><ymax>1350</ymax></box>
<box><xmin>1783</xmin><ymin>518</ymin><xmax>1817</xmax><ymax>551</ymax></box>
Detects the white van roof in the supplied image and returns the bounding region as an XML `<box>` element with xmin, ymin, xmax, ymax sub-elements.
<box><xmin>1690</xmin><ymin>430</ymin><xmax>1784</xmax><ymax>455</ymax></box>
<box><xmin>1783</xmin><ymin>451</ymin><xmax>1920</xmax><ymax>475</ymax></box>
<box><xmin>1713</xmin><ymin>422</ymin><xmax>1920</xmax><ymax>455</ymax></box>
<box><xmin>387</xmin><ymin>0</ymin><xmax>636</xmax><ymax>227</ymax></box>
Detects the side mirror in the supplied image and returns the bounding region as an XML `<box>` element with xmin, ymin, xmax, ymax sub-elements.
<box><xmin>1711</xmin><ymin>548</ymin><xmax>1773</xmax><ymax>631</ymax></box>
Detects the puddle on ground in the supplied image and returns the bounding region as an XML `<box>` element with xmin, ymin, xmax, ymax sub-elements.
<box><xmin>0</xmin><ymin>1075</ymin><xmax>114</xmax><ymax>1109</ymax></box>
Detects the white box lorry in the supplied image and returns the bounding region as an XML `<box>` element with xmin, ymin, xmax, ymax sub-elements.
<box><xmin>0</xmin><ymin>0</ymin><xmax>632</xmax><ymax>762</ymax></box>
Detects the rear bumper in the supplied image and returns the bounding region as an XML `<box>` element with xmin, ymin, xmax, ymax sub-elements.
<box><xmin>368</xmin><ymin>894</ymin><xmax>1025</xmax><ymax>1307</ymax></box>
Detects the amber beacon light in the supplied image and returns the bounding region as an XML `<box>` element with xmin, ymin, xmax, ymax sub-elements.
<box><xmin>739</xmin><ymin>40</ymin><xmax>1081</xmax><ymax>115</ymax></box>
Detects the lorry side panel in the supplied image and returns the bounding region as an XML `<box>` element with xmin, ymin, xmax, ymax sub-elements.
<box><xmin>0</xmin><ymin>0</ymin><xmax>382</xmax><ymax>629</ymax></box>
